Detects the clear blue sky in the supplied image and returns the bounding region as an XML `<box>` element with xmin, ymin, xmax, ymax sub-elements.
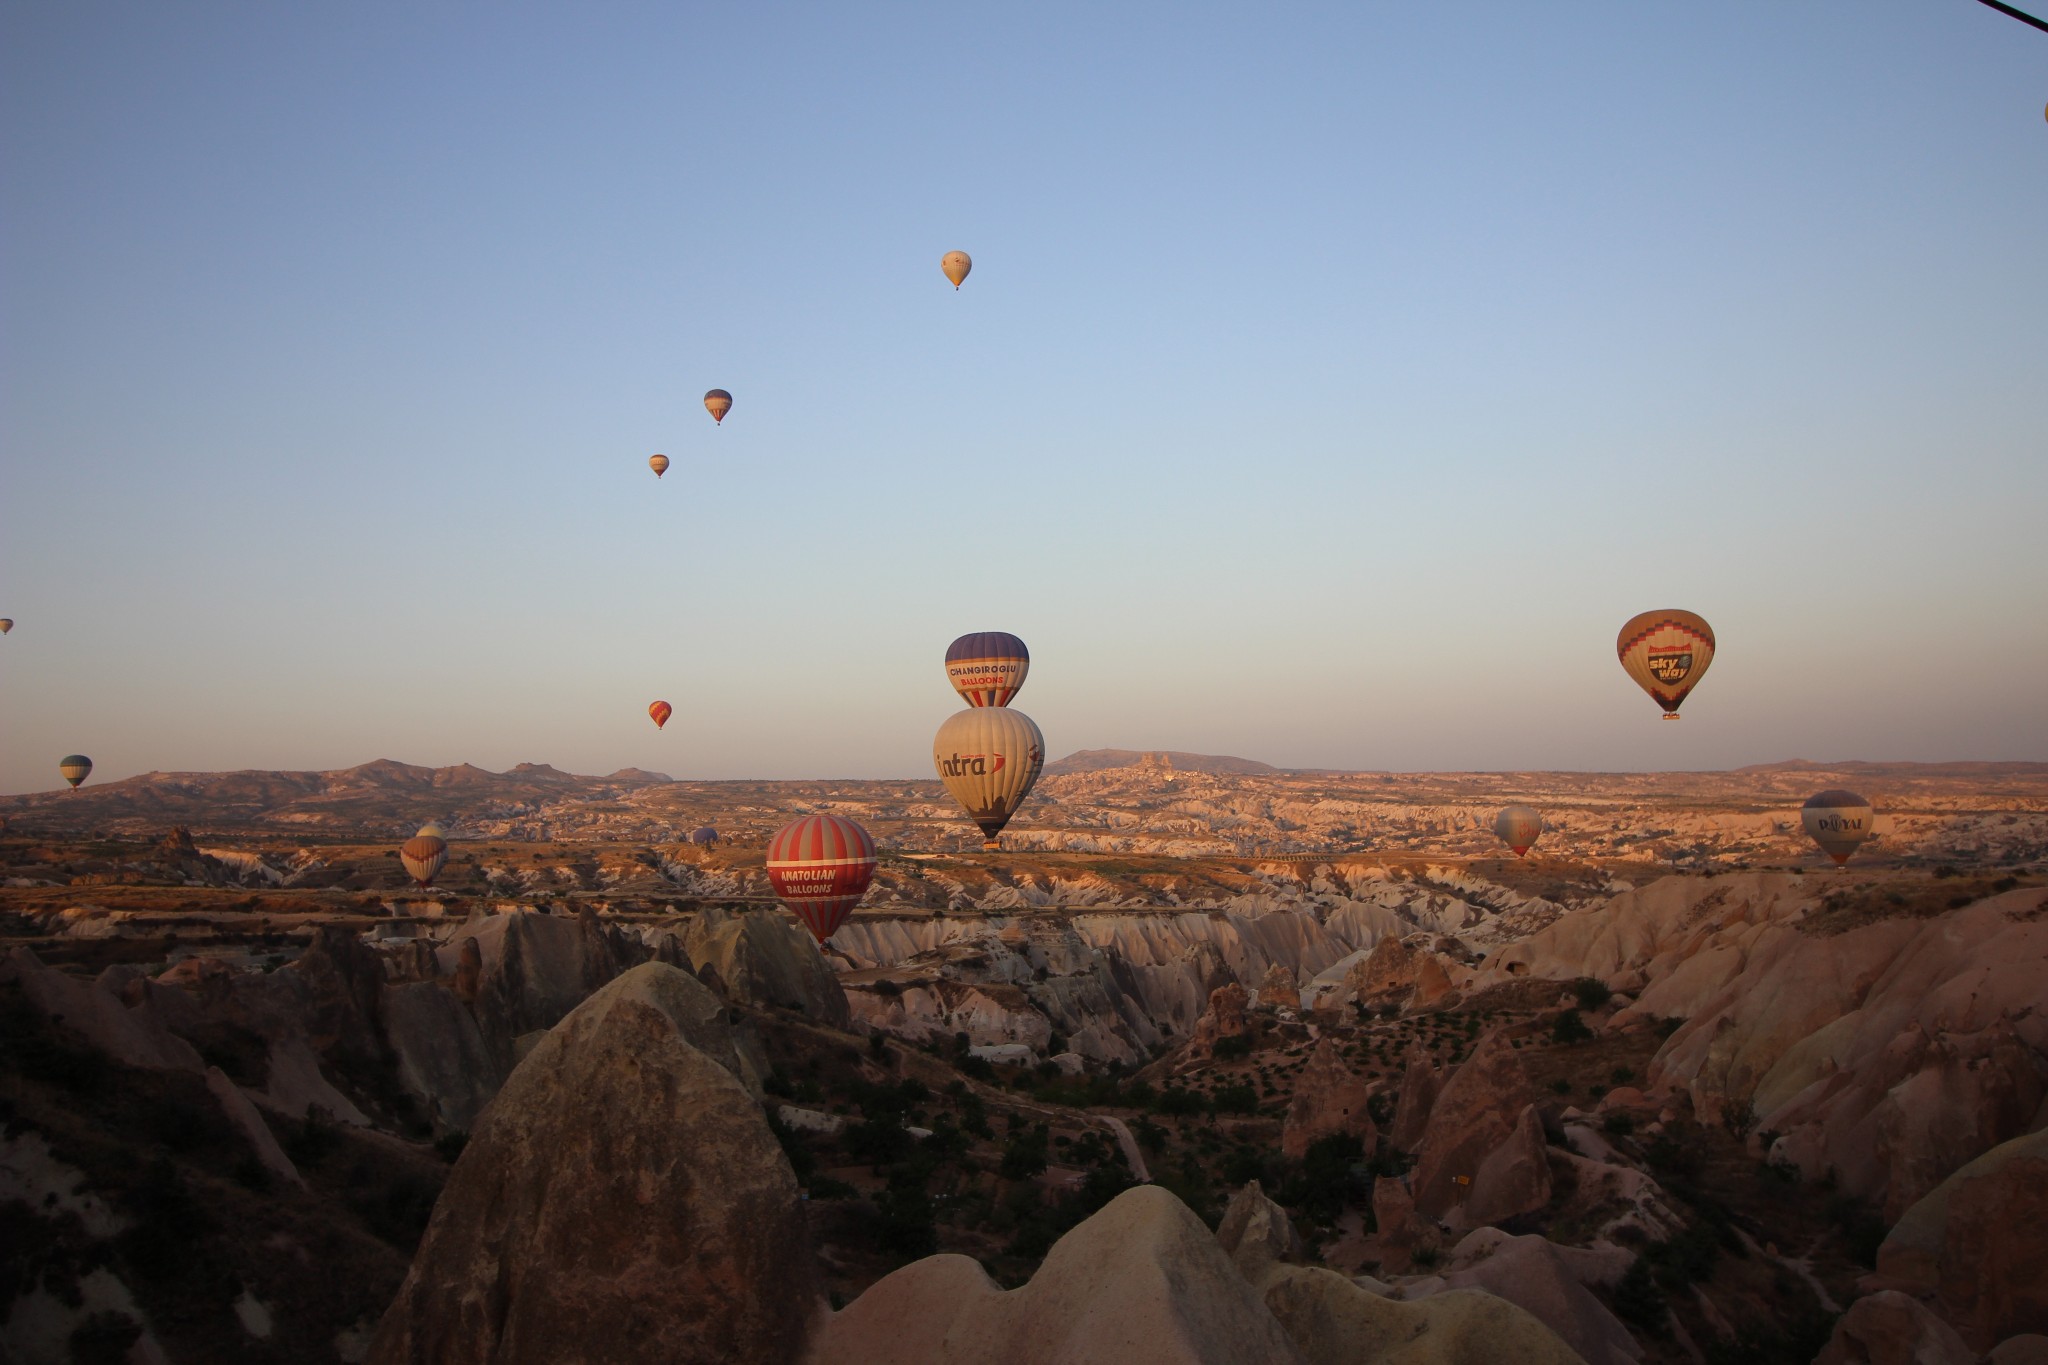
<box><xmin>4</xmin><ymin>2</ymin><xmax>2045</xmax><ymax>792</ymax></box>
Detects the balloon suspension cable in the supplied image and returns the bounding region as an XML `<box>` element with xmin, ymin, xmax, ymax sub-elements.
<box><xmin>1973</xmin><ymin>0</ymin><xmax>2048</xmax><ymax>34</ymax></box>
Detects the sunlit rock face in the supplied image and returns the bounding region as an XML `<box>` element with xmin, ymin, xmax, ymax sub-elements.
<box><xmin>368</xmin><ymin>963</ymin><xmax>816</xmax><ymax>1365</ymax></box>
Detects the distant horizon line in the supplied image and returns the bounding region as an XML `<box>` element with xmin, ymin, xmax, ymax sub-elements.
<box><xmin>8</xmin><ymin>750</ymin><xmax>2048</xmax><ymax>799</ymax></box>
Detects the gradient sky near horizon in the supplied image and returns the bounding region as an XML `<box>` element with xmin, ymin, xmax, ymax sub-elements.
<box><xmin>3</xmin><ymin>2</ymin><xmax>2045</xmax><ymax>793</ymax></box>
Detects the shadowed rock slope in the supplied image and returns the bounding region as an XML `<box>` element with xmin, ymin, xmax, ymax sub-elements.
<box><xmin>367</xmin><ymin>963</ymin><xmax>818</xmax><ymax>1365</ymax></box>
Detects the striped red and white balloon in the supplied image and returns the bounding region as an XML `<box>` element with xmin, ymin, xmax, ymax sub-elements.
<box><xmin>945</xmin><ymin>631</ymin><xmax>1029</xmax><ymax>707</ymax></box>
<box><xmin>1802</xmin><ymin>790</ymin><xmax>1874</xmax><ymax>866</ymax></box>
<box><xmin>1494</xmin><ymin>806</ymin><xmax>1543</xmax><ymax>857</ymax></box>
<box><xmin>765</xmin><ymin>814</ymin><xmax>877</xmax><ymax>943</ymax></box>
<box><xmin>400</xmin><ymin>834</ymin><xmax>448</xmax><ymax>887</ymax></box>
<box><xmin>1617</xmin><ymin>610</ymin><xmax>1716</xmax><ymax>719</ymax></box>
<box><xmin>649</xmin><ymin>700</ymin><xmax>673</xmax><ymax>730</ymax></box>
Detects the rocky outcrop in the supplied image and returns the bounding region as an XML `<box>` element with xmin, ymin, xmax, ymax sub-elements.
<box><xmin>1410</xmin><ymin>1032</ymin><xmax>1546</xmax><ymax>1226</ymax></box>
<box><xmin>1870</xmin><ymin>1128</ymin><xmax>2048</xmax><ymax>1351</ymax></box>
<box><xmin>1188</xmin><ymin>982</ymin><xmax>1249</xmax><ymax>1055</ymax></box>
<box><xmin>1259</xmin><ymin>962</ymin><xmax>1299</xmax><ymax>1009</ymax></box>
<box><xmin>1812</xmin><ymin>1290</ymin><xmax>1976</xmax><ymax>1365</ymax></box>
<box><xmin>368</xmin><ymin>963</ymin><xmax>813</xmax><ymax>1365</ymax></box>
<box><xmin>1348</xmin><ymin>935</ymin><xmax>1418</xmax><ymax>1007</ymax></box>
<box><xmin>1388</xmin><ymin>1047</ymin><xmax>1446</xmax><ymax>1153</ymax></box>
<box><xmin>669</xmin><ymin>908</ymin><xmax>849</xmax><ymax>1028</ymax></box>
<box><xmin>1368</xmin><ymin>1175</ymin><xmax>1442</xmax><ymax>1274</ymax></box>
<box><xmin>1427</xmin><ymin>1228</ymin><xmax>1637</xmax><ymax>1365</ymax></box>
<box><xmin>1281</xmin><ymin>1037</ymin><xmax>1376</xmax><ymax>1159</ymax></box>
<box><xmin>1216</xmin><ymin>1181</ymin><xmax>1308</xmax><ymax>1282</ymax></box>
<box><xmin>810</xmin><ymin>1185</ymin><xmax>1305</xmax><ymax>1364</ymax></box>
<box><xmin>3</xmin><ymin>947</ymin><xmax>204</xmax><ymax>1072</ymax></box>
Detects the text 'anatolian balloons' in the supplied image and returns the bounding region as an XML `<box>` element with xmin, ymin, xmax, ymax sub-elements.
<box><xmin>934</xmin><ymin>708</ymin><xmax>1044</xmax><ymax>850</ymax></box>
<box><xmin>1617</xmin><ymin>610</ymin><xmax>1716</xmax><ymax>718</ymax></box>
<box><xmin>766</xmin><ymin>814</ymin><xmax>877</xmax><ymax>943</ymax></box>
<box><xmin>945</xmin><ymin>632</ymin><xmax>1029</xmax><ymax>707</ymax></box>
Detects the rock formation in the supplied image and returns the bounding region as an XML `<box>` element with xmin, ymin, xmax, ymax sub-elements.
<box><xmin>1281</xmin><ymin>1037</ymin><xmax>1376</xmax><ymax>1159</ymax></box>
<box><xmin>1812</xmin><ymin>1290</ymin><xmax>1977</xmax><ymax>1365</ymax></box>
<box><xmin>1188</xmin><ymin>982</ymin><xmax>1249</xmax><ymax>1055</ymax></box>
<box><xmin>669</xmin><ymin>907</ymin><xmax>849</xmax><ymax>1028</ymax></box>
<box><xmin>368</xmin><ymin>963</ymin><xmax>815</xmax><ymax>1365</ymax></box>
<box><xmin>1427</xmin><ymin>1228</ymin><xmax>1637</xmax><ymax>1365</ymax></box>
<box><xmin>1259</xmin><ymin>962</ymin><xmax>1299</xmax><ymax>1009</ymax></box>
<box><xmin>1387</xmin><ymin>1046</ymin><xmax>1446</xmax><ymax>1153</ymax></box>
<box><xmin>810</xmin><ymin>1185</ymin><xmax>1305</xmax><ymax>1364</ymax></box>
<box><xmin>1869</xmin><ymin>1128</ymin><xmax>2048</xmax><ymax>1351</ymax></box>
<box><xmin>1410</xmin><ymin>1031</ymin><xmax>1547</xmax><ymax>1226</ymax></box>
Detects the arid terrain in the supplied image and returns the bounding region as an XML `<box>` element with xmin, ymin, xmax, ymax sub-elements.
<box><xmin>3</xmin><ymin>754</ymin><xmax>2044</xmax><ymax>1363</ymax></box>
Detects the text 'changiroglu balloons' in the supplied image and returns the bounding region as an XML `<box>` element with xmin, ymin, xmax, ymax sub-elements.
<box><xmin>649</xmin><ymin>700</ymin><xmax>673</xmax><ymax>730</ymax></box>
<box><xmin>934</xmin><ymin>707</ymin><xmax>1044</xmax><ymax>851</ymax></box>
<box><xmin>1617</xmin><ymin>610</ymin><xmax>1716</xmax><ymax>718</ymax></box>
<box><xmin>1494</xmin><ymin>806</ymin><xmax>1543</xmax><ymax>857</ymax></box>
<box><xmin>945</xmin><ymin>631</ymin><xmax>1029</xmax><ymax>707</ymax></box>
<box><xmin>766</xmin><ymin>813</ymin><xmax>876</xmax><ymax>943</ymax></box>
<box><xmin>941</xmin><ymin>251</ymin><xmax>971</xmax><ymax>288</ymax></box>
<box><xmin>400</xmin><ymin>834</ymin><xmax>448</xmax><ymax>888</ymax></box>
<box><xmin>59</xmin><ymin>755</ymin><xmax>92</xmax><ymax>790</ymax></box>
<box><xmin>704</xmin><ymin>389</ymin><xmax>732</xmax><ymax>424</ymax></box>
<box><xmin>1802</xmin><ymin>789</ymin><xmax>1874</xmax><ymax>866</ymax></box>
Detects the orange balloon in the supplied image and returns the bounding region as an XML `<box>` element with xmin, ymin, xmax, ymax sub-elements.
<box><xmin>649</xmin><ymin>700</ymin><xmax>673</xmax><ymax>730</ymax></box>
<box><xmin>649</xmin><ymin>454</ymin><xmax>670</xmax><ymax>478</ymax></box>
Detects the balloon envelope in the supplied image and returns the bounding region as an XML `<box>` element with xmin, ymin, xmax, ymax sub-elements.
<box><xmin>766</xmin><ymin>813</ymin><xmax>876</xmax><ymax>942</ymax></box>
<box><xmin>416</xmin><ymin>822</ymin><xmax>446</xmax><ymax>839</ymax></box>
<box><xmin>400</xmin><ymin>834</ymin><xmax>448</xmax><ymax>887</ymax></box>
<box><xmin>688</xmin><ymin>826</ymin><xmax>719</xmax><ymax>846</ymax></box>
<box><xmin>1617</xmin><ymin>610</ymin><xmax>1716</xmax><ymax>717</ymax></box>
<box><xmin>649</xmin><ymin>454</ymin><xmax>669</xmax><ymax>478</ymax></box>
<box><xmin>945</xmin><ymin>631</ymin><xmax>1029</xmax><ymax>707</ymax></box>
<box><xmin>941</xmin><ymin>251</ymin><xmax>971</xmax><ymax>288</ymax></box>
<box><xmin>58</xmin><ymin>755</ymin><xmax>92</xmax><ymax>789</ymax></box>
<box><xmin>1802</xmin><ymin>790</ymin><xmax>1874</xmax><ymax>865</ymax></box>
<box><xmin>0</xmin><ymin>619</ymin><xmax>12</xmax><ymax>634</ymax></box>
<box><xmin>933</xmin><ymin>708</ymin><xmax>1044</xmax><ymax>849</ymax></box>
<box><xmin>1494</xmin><ymin>806</ymin><xmax>1543</xmax><ymax>856</ymax></box>
<box><xmin>649</xmin><ymin>700</ymin><xmax>673</xmax><ymax>730</ymax></box>
<box><xmin>704</xmin><ymin>389</ymin><xmax>732</xmax><ymax>424</ymax></box>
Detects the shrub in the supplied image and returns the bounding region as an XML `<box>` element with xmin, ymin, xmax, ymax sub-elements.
<box><xmin>1601</xmin><ymin>1112</ymin><xmax>1636</xmax><ymax>1137</ymax></box>
<box><xmin>1211</xmin><ymin>1083</ymin><xmax>1258</xmax><ymax>1115</ymax></box>
<box><xmin>1211</xmin><ymin>1034</ymin><xmax>1253</xmax><ymax>1061</ymax></box>
<box><xmin>1552</xmin><ymin>1010</ymin><xmax>1594</xmax><ymax>1045</ymax></box>
<box><xmin>999</xmin><ymin>1126</ymin><xmax>1050</xmax><ymax>1181</ymax></box>
<box><xmin>1569</xmin><ymin>978</ymin><xmax>1614</xmax><ymax>1010</ymax></box>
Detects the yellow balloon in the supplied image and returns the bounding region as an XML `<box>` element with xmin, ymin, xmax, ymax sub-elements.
<box><xmin>941</xmin><ymin>250</ymin><xmax>971</xmax><ymax>289</ymax></box>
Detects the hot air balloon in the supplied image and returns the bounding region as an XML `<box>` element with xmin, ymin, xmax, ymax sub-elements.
<box><xmin>1802</xmin><ymin>790</ymin><xmax>1874</xmax><ymax>866</ymax></box>
<box><xmin>934</xmin><ymin>708</ymin><xmax>1044</xmax><ymax>850</ymax></box>
<box><xmin>704</xmin><ymin>389</ymin><xmax>732</xmax><ymax>425</ymax></box>
<box><xmin>649</xmin><ymin>700</ymin><xmax>673</xmax><ymax>730</ymax></box>
<box><xmin>765</xmin><ymin>813</ymin><xmax>876</xmax><ymax>942</ymax></box>
<box><xmin>649</xmin><ymin>454</ymin><xmax>670</xmax><ymax>478</ymax></box>
<box><xmin>400</xmin><ymin>833</ymin><xmax>448</xmax><ymax>888</ymax></box>
<box><xmin>0</xmin><ymin>619</ymin><xmax>12</xmax><ymax>634</ymax></box>
<box><xmin>1494</xmin><ymin>805</ymin><xmax>1543</xmax><ymax>857</ymax></box>
<box><xmin>945</xmin><ymin>632</ymin><xmax>1029</xmax><ymax>707</ymax></box>
<box><xmin>1617</xmin><ymin>610</ymin><xmax>1716</xmax><ymax>718</ymax></box>
<box><xmin>58</xmin><ymin>755</ymin><xmax>92</xmax><ymax>790</ymax></box>
<box><xmin>688</xmin><ymin>825</ymin><xmax>719</xmax><ymax>846</ymax></box>
<box><xmin>416</xmin><ymin>822</ymin><xmax>446</xmax><ymax>839</ymax></box>
<box><xmin>941</xmin><ymin>251</ymin><xmax>971</xmax><ymax>288</ymax></box>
